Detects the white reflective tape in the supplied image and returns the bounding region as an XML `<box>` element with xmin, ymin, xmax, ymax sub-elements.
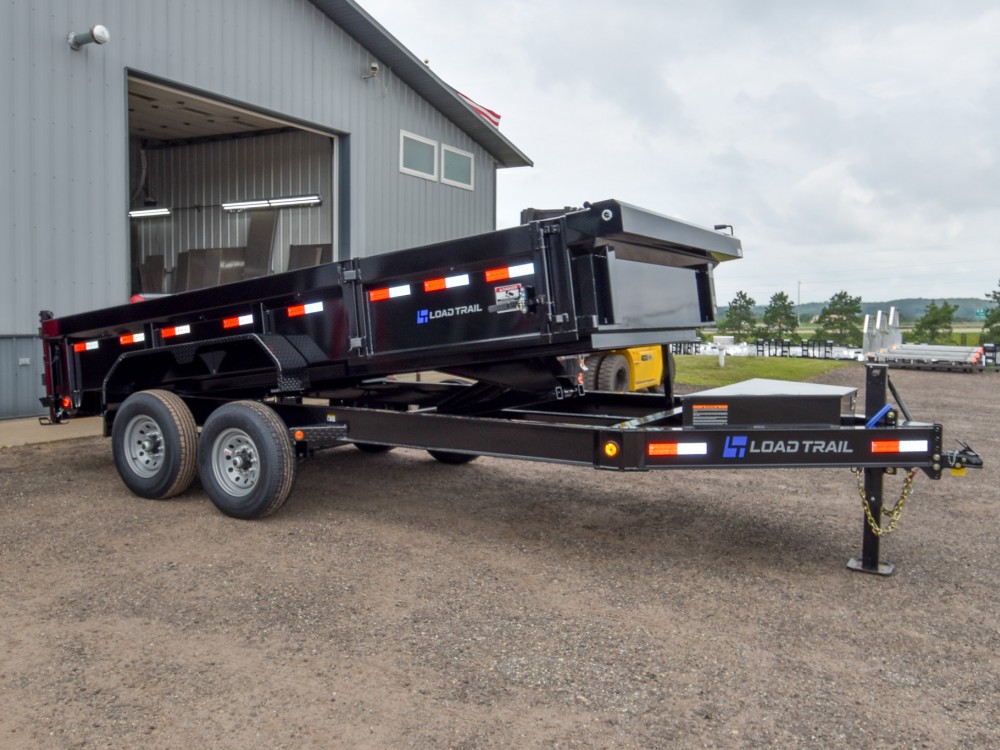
<box><xmin>507</xmin><ymin>263</ymin><xmax>535</xmax><ymax>279</ymax></box>
<box><xmin>174</xmin><ymin>324</ymin><xmax>191</xmax><ymax>336</ymax></box>
<box><xmin>677</xmin><ymin>442</ymin><xmax>708</xmax><ymax>455</ymax></box>
<box><xmin>898</xmin><ymin>440</ymin><xmax>929</xmax><ymax>453</ymax></box>
<box><xmin>388</xmin><ymin>285</ymin><xmax>411</xmax><ymax>298</ymax></box>
<box><xmin>132</xmin><ymin>332</ymin><xmax>146</xmax><ymax>343</ymax></box>
<box><xmin>238</xmin><ymin>314</ymin><xmax>254</xmax><ymax>326</ymax></box>
<box><xmin>85</xmin><ymin>340</ymin><xmax>99</xmax><ymax>351</ymax></box>
<box><xmin>445</xmin><ymin>274</ymin><xmax>470</xmax><ymax>288</ymax></box>
<box><xmin>303</xmin><ymin>301</ymin><xmax>324</xmax><ymax>314</ymax></box>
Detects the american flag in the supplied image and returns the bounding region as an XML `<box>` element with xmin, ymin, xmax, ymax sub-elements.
<box><xmin>457</xmin><ymin>91</ymin><xmax>501</xmax><ymax>127</ymax></box>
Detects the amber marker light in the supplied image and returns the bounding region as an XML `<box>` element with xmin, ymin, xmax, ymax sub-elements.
<box><xmin>603</xmin><ymin>441</ymin><xmax>620</xmax><ymax>458</ymax></box>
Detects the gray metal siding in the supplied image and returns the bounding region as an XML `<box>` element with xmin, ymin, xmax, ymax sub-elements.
<box><xmin>0</xmin><ymin>338</ymin><xmax>45</xmax><ymax>419</ymax></box>
<box><xmin>135</xmin><ymin>130</ymin><xmax>334</xmax><ymax>277</ymax></box>
<box><xmin>2</xmin><ymin>0</ymin><xmax>500</xmax><ymax>334</ymax></box>
<box><xmin>361</xmin><ymin>84</ymin><xmax>497</xmax><ymax>257</ymax></box>
<box><xmin>2</xmin><ymin>0</ymin><xmax>507</xmax><ymax>417</ymax></box>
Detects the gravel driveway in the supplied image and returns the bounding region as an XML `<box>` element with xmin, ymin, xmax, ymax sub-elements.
<box><xmin>1</xmin><ymin>366</ymin><xmax>997</xmax><ymax>748</ymax></box>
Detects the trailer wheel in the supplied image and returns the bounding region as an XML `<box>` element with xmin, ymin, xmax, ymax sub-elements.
<box><xmin>112</xmin><ymin>390</ymin><xmax>198</xmax><ymax>500</ymax></box>
<box><xmin>197</xmin><ymin>401</ymin><xmax>296</xmax><ymax>519</ymax></box>
<box><xmin>427</xmin><ymin>449</ymin><xmax>479</xmax><ymax>465</ymax></box>
<box><xmin>582</xmin><ymin>354</ymin><xmax>604</xmax><ymax>391</ymax></box>
<box><xmin>597</xmin><ymin>354</ymin><xmax>630</xmax><ymax>393</ymax></box>
<box><xmin>354</xmin><ymin>443</ymin><xmax>394</xmax><ymax>454</ymax></box>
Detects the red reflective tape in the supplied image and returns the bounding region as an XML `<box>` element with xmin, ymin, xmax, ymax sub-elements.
<box><xmin>871</xmin><ymin>440</ymin><xmax>899</xmax><ymax>454</ymax></box>
<box><xmin>119</xmin><ymin>333</ymin><xmax>145</xmax><ymax>346</ymax></box>
<box><xmin>872</xmin><ymin>439</ymin><xmax>928</xmax><ymax>454</ymax></box>
<box><xmin>425</xmin><ymin>274</ymin><xmax>470</xmax><ymax>292</ymax></box>
<box><xmin>648</xmin><ymin>443</ymin><xmax>680</xmax><ymax>456</ymax></box>
<box><xmin>485</xmin><ymin>267</ymin><xmax>510</xmax><ymax>283</ymax></box>
<box><xmin>223</xmin><ymin>314</ymin><xmax>254</xmax><ymax>329</ymax></box>
<box><xmin>369</xmin><ymin>286</ymin><xmax>410</xmax><ymax>302</ymax></box>
<box><xmin>73</xmin><ymin>342</ymin><xmax>87</xmax><ymax>353</ymax></box>
<box><xmin>648</xmin><ymin>442</ymin><xmax>709</xmax><ymax>457</ymax></box>
<box><xmin>288</xmin><ymin>301</ymin><xmax>323</xmax><ymax>317</ymax></box>
<box><xmin>161</xmin><ymin>324</ymin><xmax>190</xmax><ymax>339</ymax></box>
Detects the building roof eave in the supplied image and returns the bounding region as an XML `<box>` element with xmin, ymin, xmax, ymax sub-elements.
<box><xmin>309</xmin><ymin>0</ymin><xmax>533</xmax><ymax>168</ymax></box>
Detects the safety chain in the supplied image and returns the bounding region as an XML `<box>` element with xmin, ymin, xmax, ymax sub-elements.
<box><xmin>851</xmin><ymin>468</ymin><xmax>919</xmax><ymax>537</ymax></box>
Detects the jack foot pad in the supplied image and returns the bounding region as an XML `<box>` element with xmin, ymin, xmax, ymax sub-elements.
<box><xmin>847</xmin><ymin>557</ymin><xmax>895</xmax><ymax>576</ymax></box>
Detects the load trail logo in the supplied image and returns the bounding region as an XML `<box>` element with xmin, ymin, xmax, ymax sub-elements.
<box><xmin>417</xmin><ymin>304</ymin><xmax>483</xmax><ymax>324</ymax></box>
<box><xmin>724</xmin><ymin>435</ymin><xmax>853</xmax><ymax>459</ymax></box>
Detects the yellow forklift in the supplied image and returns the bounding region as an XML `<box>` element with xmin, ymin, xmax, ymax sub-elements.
<box><xmin>565</xmin><ymin>345</ymin><xmax>676</xmax><ymax>398</ymax></box>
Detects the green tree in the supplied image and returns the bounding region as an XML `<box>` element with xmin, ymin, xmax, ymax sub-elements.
<box><xmin>814</xmin><ymin>291</ymin><xmax>864</xmax><ymax>346</ymax></box>
<box><xmin>983</xmin><ymin>279</ymin><xmax>1000</xmax><ymax>344</ymax></box>
<box><xmin>719</xmin><ymin>290</ymin><xmax>757</xmax><ymax>342</ymax></box>
<box><xmin>761</xmin><ymin>292</ymin><xmax>799</xmax><ymax>342</ymax></box>
<box><xmin>908</xmin><ymin>300</ymin><xmax>958</xmax><ymax>344</ymax></box>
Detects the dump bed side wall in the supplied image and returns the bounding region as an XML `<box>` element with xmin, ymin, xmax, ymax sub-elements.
<box><xmin>40</xmin><ymin>202</ymin><xmax>740</xmax><ymax>414</ymax></box>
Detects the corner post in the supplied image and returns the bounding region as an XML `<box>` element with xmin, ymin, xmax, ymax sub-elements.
<box><xmin>848</xmin><ymin>365</ymin><xmax>895</xmax><ymax>575</ymax></box>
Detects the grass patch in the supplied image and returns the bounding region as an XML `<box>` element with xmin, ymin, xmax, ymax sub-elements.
<box><xmin>675</xmin><ymin>355</ymin><xmax>854</xmax><ymax>388</ymax></box>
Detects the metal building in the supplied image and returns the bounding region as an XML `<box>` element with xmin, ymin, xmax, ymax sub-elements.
<box><xmin>0</xmin><ymin>0</ymin><xmax>531</xmax><ymax>418</ymax></box>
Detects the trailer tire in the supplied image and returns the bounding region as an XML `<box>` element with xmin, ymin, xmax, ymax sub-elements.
<box><xmin>427</xmin><ymin>449</ymin><xmax>479</xmax><ymax>465</ymax></box>
<box><xmin>597</xmin><ymin>353</ymin><xmax>630</xmax><ymax>393</ymax></box>
<box><xmin>112</xmin><ymin>390</ymin><xmax>198</xmax><ymax>500</ymax></box>
<box><xmin>197</xmin><ymin>401</ymin><xmax>296</xmax><ymax>519</ymax></box>
<box><xmin>354</xmin><ymin>443</ymin><xmax>394</xmax><ymax>453</ymax></box>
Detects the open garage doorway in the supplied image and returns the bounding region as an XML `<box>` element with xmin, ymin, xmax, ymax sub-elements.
<box><xmin>127</xmin><ymin>76</ymin><xmax>338</xmax><ymax>295</ymax></box>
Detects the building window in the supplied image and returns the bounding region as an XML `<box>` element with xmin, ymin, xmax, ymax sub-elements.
<box><xmin>441</xmin><ymin>145</ymin><xmax>474</xmax><ymax>190</ymax></box>
<box><xmin>400</xmin><ymin>131</ymin><xmax>438</xmax><ymax>181</ymax></box>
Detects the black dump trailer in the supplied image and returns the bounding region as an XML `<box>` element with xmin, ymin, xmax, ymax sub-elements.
<box><xmin>39</xmin><ymin>200</ymin><xmax>979</xmax><ymax>574</ymax></box>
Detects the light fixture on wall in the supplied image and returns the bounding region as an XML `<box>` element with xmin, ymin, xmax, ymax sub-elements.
<box><xmin>362</xmin><ymin>61</ymin><xmax>389</xmax><ymax>97</ymax></box>
<box><xmin>67</xmin><ymin>25</ymin><xmax>110</xmax><ymax>50</ymax></box>
<box><xmin>222</xmin><ymin>195</ymin><xmax>322</xmax><ymax>212</ymax></box>
<box><xmin>129</xmin><ymin>207</ymin><xmax>171</xmax><ymax>219</ymax></box>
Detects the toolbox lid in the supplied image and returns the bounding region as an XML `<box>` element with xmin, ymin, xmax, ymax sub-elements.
<box><xmin>686</xmin><ymin>379</ymin><xmax>856</xmax><ymax>399</ymax></box>
<box><xmin>681</xmin><ymin>379</ymin><xmax>857</xmax><ymax>427</ymax></box>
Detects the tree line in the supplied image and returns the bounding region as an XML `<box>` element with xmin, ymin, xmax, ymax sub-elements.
<box><xmin>716</xmin><ymin>280</ymin><xmax>1000</xmax><ymax>346</ymax></box>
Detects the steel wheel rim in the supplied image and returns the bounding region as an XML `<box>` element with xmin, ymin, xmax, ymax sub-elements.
<box><xmin>123</xmin><ymin>415</ymin><xmax>165</xmax><ymax>478</ymax></box>
<box><xmin>211</xmin><ymin>427</ymin><xmax>260</xmax><ymax>497</ymax></box>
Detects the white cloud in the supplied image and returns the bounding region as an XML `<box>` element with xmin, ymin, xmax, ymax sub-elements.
<box><xmin>361</xmin><ymin>0</ymin><xmax>1000</xmax><ymax>302</ymax></box>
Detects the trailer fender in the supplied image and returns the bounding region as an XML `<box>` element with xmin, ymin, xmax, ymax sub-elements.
<box><xmin>103</xmin><ymin>334</ymin><xmax>312</xmax><ymax>408</ymax></box>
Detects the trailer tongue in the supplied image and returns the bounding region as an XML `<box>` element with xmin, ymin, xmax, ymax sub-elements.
<box><xmin>38</xmin><ymin>200</ymin><xmax>980</xmax><ymax>574</ymax></box>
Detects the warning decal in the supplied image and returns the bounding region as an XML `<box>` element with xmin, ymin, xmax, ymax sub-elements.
<box><xmin>493</xmin><ymin>283</ymin><xmax>523</xmax><ymax>313</ymax></box>
<box><xmin>692</xmin><ymin>403</ymin><xmax>729</xmax><ymax>426</ymax></box>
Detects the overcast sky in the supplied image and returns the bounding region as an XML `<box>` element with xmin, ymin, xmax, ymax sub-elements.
<box><xmin>360</xmin><ymin>0</ymin><xmax>998</xmax><ymax>305</ymax></box>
